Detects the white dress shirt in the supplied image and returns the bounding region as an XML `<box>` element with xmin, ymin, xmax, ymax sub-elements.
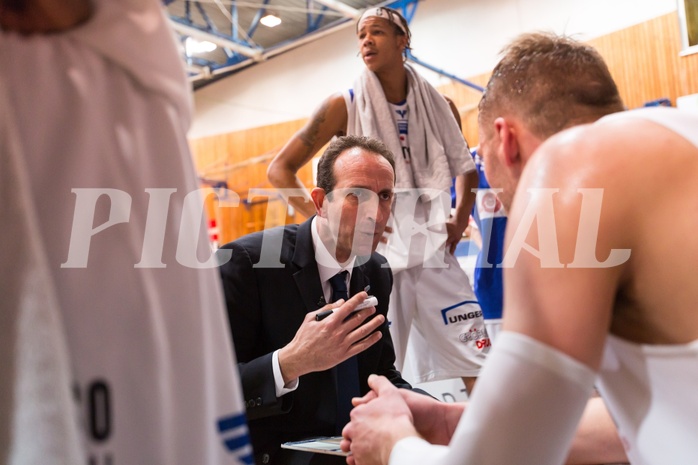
<box><xmin>272</xmin><ymin>217</ymin><xmax>355</xmax><ymax>396</ymax></box>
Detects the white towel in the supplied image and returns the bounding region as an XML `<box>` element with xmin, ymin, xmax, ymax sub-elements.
<box><xmin>347</xmin><ymin>64</ymin><xmax>474</xmax><ymax>190</ymax></box>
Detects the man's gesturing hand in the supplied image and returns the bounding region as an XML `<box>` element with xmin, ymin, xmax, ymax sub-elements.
<box><xmin>278</xmin><ymin>292</ymin><xmax>383</xmax><ymax>384</ymax></box>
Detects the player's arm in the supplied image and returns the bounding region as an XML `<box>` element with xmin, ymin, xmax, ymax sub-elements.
<box><xmin>0</xmin><ymin>0</ymin><xmax>92</xmax><ymax>33</ymax></box>
<box><xmin>386</xmin><ymin>127</ymin><xmax>632</xmax><ymax>465</ymax></box>
<box><xmin>447</xmin><ymin>172</ymin><xmax>478</xmax><ymax>253</ymax></box>
<box><xmin>565</xmin><ymin>396</ymin><xmax>627</xmax><ymax>464</ymax></box>
<box><xmin>267</xmin><ymin>92</ymin><xmax>348</xmax><ymax>219</ymax></box>
<box><xmin>473</xmin><ymin>127</ymin><xmax>633</xmax><ymax>463</ymax></box>
<box><xmin>443</xmin><ymin>95</ymin><xmax>478</xmax><ymax>253</ymax></box>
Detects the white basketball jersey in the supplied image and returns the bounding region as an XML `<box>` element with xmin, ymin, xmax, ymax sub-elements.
<box><xmin>0</xmin><ymin>2</ymin><xmax>251</xmax><ymax>464</ymax></box>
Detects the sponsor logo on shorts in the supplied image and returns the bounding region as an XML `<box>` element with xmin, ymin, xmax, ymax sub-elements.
<box><xmin>445</xmin><ymin>309</ymin><xmax>483</xmax><ymax>325</ymax></box>
<box><xmin>458</xmin><ymin>328</ymin><xmax>491</xmax><ymax>350</ymax></box>
<box><xmin>440</xmin><ymin>300</ymin><xmax>482</xmax><ymax>325</ymax></box>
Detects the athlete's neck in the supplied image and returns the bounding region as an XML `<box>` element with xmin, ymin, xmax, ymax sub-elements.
<box><xmin>375</xmin><ymin>65</ymin><xmax>408</xmax><ymax>104</ymax></box>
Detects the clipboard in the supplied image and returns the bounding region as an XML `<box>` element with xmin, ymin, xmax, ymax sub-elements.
<box><xmin>281</xmin><ymin>436</ymin><xmax>348</xmax><ymax>456</ymax></box>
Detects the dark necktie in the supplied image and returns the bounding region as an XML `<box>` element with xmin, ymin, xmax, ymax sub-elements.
<box><xmin>328</xmin><ymin>271</ymin><xmax>360</xmax><ymax>433</ymax></box>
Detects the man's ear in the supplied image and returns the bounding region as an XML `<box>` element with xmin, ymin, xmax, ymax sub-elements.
<box><xmin>397</xmin><ymin>34</ymin><xmax>408</xmax><ymax>53</ymax></box>
<box><xmin>310</xmin><ymin>188</ymin><xmax>327</xmax><ymax>217</ymax></box>
<box><xmin>494</xmin><ymin>117</ymin><xmax>520</xmax><ymax>168</ymax></box>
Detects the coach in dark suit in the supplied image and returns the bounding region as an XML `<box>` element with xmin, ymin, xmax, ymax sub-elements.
<box><xmin>218</xmin><ymin>135</ymin><xmax>411</xmax><ymax>465</ymax></box>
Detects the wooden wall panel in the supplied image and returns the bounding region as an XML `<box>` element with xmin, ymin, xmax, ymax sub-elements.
<box><xmin>589</xmin><ymin>12</ymin><xmax>698</xmax><ymax>109</ymax></box>
<box><xmin>436</xmin><ymin>72</ymin><xmax>490</xmax><ymax>148</ymax></box>
<box><xmin>190</xmin><ymin>12</ymin><xmax>698</xmax><ymax>243</ymax></box>
<box><xmin>190</xmin><ymin>119</ymin><xmax>309</xmax><ymax>244</ymax></box>
<box><xmin>440</xmin><ymin>12</ymin><xmax>698</xmax><ymax>147</ymax></box>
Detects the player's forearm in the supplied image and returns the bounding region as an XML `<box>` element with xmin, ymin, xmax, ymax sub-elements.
<box><xmin>289</xmin><ymin>195</ymin><xmax>316</xmax><ymax>219</ymax></box>
<box><xmin>267</xmin><ymin>167</ymin><xmax>315</xmax><ymax>219</ymax></box>
<box><xmin>278</xmin><ymin>178</ymin><xmax>315</xmax><ymax>219</ymax></box>
<box><xmin>565</xmin><ymin>397</ymin><xmax>627</xmax><ymax>464</ymax></box>
<box><xmin>429</xmin><ymin>401</ymin><xmax>465</xmax><ymax>445</ymax></box>
<box><xmin>446</xmin><ymin>402</ymin><xmax>466</xmax><ymax>437</ymax></box>
<box><xmin>267</xmin><ymin>144</ymin><xmax>317</xmax><ymax>218</ymax></box>
<box><xmin>405</xmin><ymin>392</ymin><xmax>465</xmax><ymax>446</ymax></box>
<box><xmin>452</xmin><ymin>171</ymin><xmax>477</xmax><ymax>230</ymax></box>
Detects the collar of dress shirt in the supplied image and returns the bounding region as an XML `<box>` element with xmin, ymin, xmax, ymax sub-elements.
<box><xmin>311</xmin><ymin>217</ymin><xmax>355</xmax><ymax>302</ymax></box>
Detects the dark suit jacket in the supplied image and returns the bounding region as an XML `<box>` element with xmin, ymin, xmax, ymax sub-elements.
<box><xmin>218</xmin><ymin>218</ymin><xmax>410</xmax><ymax>465</ymax></box>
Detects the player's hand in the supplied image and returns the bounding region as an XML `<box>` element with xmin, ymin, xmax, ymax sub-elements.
<box><xmin>278</xmin><ymin>292</ymin><xmax>383</xmax><ymax>383</ymax></box>
<box><xmin>445</xmin><ymin>217</ymin><xmax>467</xmax><ymax>255</ymax></box>
<box><xmin>341</xmin><ymin>375</ymin><xmax>417</xmax><ymax>465</ymax></box>
<box><xmin>351</xmin><ymin>385</ymin><xmax>460</xmax><ymax>446</ymax></box>
<box><xmin>401</xmin><ymin>389</ymin><xmax>464</xmax><ymax>445</ymax></box>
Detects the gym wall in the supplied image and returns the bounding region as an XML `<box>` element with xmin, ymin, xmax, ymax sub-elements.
<box><xmin>191</xmin><ymin>10</ymin><xmax>698</xmax><ymax>244</ymax></box>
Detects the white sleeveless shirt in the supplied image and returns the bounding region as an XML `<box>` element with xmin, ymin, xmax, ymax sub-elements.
<box><xmin>598</xmin><ymin>334</ymin><xmax>698</xmax><ymax>464</ymax></box>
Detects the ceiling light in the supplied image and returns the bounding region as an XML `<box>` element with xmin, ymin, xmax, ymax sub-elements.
<box><xmin>185</xmin><ymin>37</ymin><xmax>218</xmax><ymax>56</ymax></box>
<box><xmin>260</xmin><ymin>11</ymin><xmax>282</xmax><ymax>28</ymax></box>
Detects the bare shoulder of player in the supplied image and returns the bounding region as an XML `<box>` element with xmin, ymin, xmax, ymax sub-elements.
<box><xmin>269</xmin><ymin>92</ymin><xmax>348</xmax><ymax>179</ymax></box>
<box><xmin>521</xmin><ymin>124</ymin><xmax>617</xmax><ymax>191</ymax></box>
<box><xmin>300</xmin><ymin>92</ymin><xmax>348</xmax><ymax>143</ymax></box>
<box><xmin>516</xmin><ymin>122</ymin><xmax>641</xmax><ymax>255</ymax></box>
<box><xmin>532</xmin><ymin>119</ymin><xmax>661</xmax><ymax>194</ymax></box>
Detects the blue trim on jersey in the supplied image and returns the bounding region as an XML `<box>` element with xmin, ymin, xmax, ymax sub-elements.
<box><xmin>217</xmin><ymin>412</ymin><xmax>253</xmax><ymax>463</ymax></box>
<box><xmin>217</xmin><ymin>413</ymin><xmax>247</xmax><ymax>431</ymax></box>
<box><xmin>471</xmin><ymin>149</ymin><xmax>507</xmax><ymax>320</ymax></box>
<box><xmin>440</xmin><ymin>300</ymin><xmax>480</xmax><ymax>325</ymax></box>
<box><xmin>348</xmin><ymin>88</ymin><xmax>354</xmax><ymax>102</ymax></box>
<box><xmin>224</xmin><ymin>433</ymin><xmax>251</xmax><ymax>451</ymax></box>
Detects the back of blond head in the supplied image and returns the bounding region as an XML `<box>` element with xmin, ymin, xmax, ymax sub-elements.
<box><xmin>478</xmin><ymin>32</ymin><xmax>624</xmax><ymax>138</ymax></box>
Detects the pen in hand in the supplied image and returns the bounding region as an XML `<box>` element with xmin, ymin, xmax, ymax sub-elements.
<box><xmin>315</xmin><ymin>286</ymin><xmax>371</xmax><ymax>321</ymax></box>
<box><xmin>315</xmin><ymin>309</ymin><xmax>334</xmax><ymax>321</ymax></box>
